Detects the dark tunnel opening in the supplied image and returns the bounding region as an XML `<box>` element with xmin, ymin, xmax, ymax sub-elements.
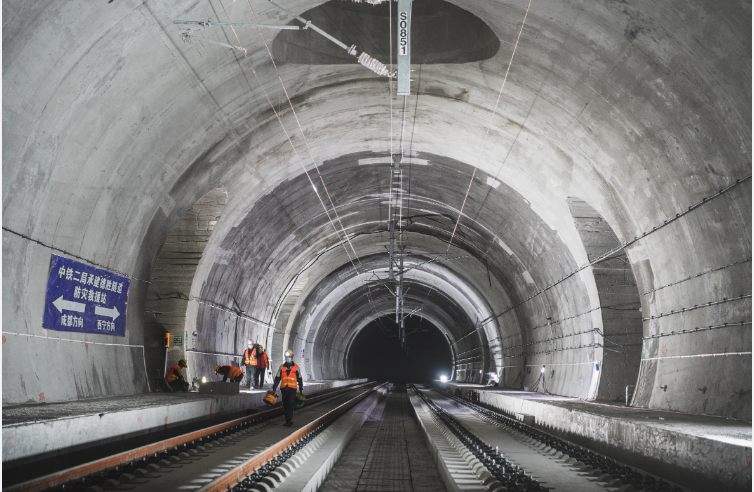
<box><xmin>346</xmin><ymin>315</ymin><xmax>453</xmax><ymax>384</ymax></box>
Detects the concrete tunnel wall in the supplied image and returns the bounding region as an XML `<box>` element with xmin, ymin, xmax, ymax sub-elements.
<box><xmin>2</xmin><ymin>0</ymin><xmax>750</xmax><ymax>419</ymax></box>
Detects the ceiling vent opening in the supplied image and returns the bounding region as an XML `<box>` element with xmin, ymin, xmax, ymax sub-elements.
<box><xmin>271</xmin><ymin>0</ymin><xmax>500</xmax><ymax>65</ymax></box>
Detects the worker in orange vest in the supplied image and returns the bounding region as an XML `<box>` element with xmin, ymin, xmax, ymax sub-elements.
<box><xmin>255</xmin><ymin>344</ymin><xmax>269</xmax><ymax>389</ymax></box>
<box><xmin>165</xmin><ymin>359</ymin><xmax>189</xmax><ymax>392</ymax></box>
<box><xmin>214</xmin><ymin>364</ymin><xmax>244</xmax><ymax>382</ymax></box>
<box><xmin>271</xmin><ymin>349</ymin><xmax>304</xmax><ymax>426</ymax></box>
<box><xmin>241</xmin><ymin>338</ymin><xmax>258</xmax><ymax>391</ymax></box>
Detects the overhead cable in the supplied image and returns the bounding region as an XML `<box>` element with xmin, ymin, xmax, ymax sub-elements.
<box><xmin>473</xmin><ymin>174</ymin><xmax>752</xmax><ymax>330</ymax></box>
<box><xmin>641</xmin><ymin>351</ymin><xmax>751</xmax><ymax>361</ymax></box>
<box><xmin>642</xmin><ymin>320</ymin><xmax>751</xmax><ymax>340</ymax></box>
<box><xmin>642</xmin><ymin>294</ymin><xmax>751</xmax><ymax>321</ymax></box>
<box><xmin>2</xmin><ymin>226</ymin><xmax>150</xmax><ymax>284</ymax></box>
<box><xmin>640</xmin><ymin>257</ymin><xmax>752</xmax><ymax>296</ymax></box>
<box><xmin>214</xmin><ymin>0</ymin><xmax>361</xmax><ymax>278</ymax></box>
<box><xmin>446</xmin><ymin>0</ymin><xmax>533</xmax><ymax>250</ymax></box>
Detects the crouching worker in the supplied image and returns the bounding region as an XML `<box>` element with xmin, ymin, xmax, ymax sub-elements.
<box><xmin>214</xmin><ymin>364</ymin><xmax>244</xmax><ymax>383</ymax></box>
<box><xmin>271</xmin><ymin>349</ymin><xmax>304</xmax><ymax>427</ymax></box>
<box><xmin>166</xmin><ymin>359</ymin><xmax>189</xmax><ymax>392</ymax></box>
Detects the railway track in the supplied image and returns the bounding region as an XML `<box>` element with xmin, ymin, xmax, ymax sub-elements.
<box><xmin>5</xmin><ymin>383</ymin><xmax>694</xmax><ymax>492</ymax></box>
<box><xmin>5</xmin><ymin>382</ymin><xmax>384</xmax><ymax>492</ymax></box>
<box><xmin>410</xmin><ymin>384</ymin><xmax>690</xmax><ymax>492</ymax></box>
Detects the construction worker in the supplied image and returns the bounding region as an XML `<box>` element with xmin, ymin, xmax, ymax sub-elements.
<box><xmin>242</xmin><ymin>338</ymin><xmax>258</xmax><ymax>391</ymax></box>
<box><xmin>255</xmin><ymin>344</ymin><xmax>269</xmax><ymax>389</ymax></box>
<box><xmin>271</xmin><ymin>349</ymin><xmax>304</xmax><ymax>427</ymax></box>
<box><xmin>166</xmin><ymin>359</ymin><xmax>189</xmax><ymax>392</ymax></box>
<box><xmin>214</xmin><ymin>364</ymin><xmax>244</xmax><ymax>383</ymax></box>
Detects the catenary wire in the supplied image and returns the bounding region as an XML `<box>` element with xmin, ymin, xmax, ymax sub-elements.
<box><xmin>446</xmin><ymin>0</ymin><xmax>534</xmax><ymax>251</ymax></box>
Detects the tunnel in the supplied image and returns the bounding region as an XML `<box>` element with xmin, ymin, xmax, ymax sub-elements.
<box><xmin>2</xmin><ymin>0</ymin><xmax>751</xmax><ymax>491</ymax></box>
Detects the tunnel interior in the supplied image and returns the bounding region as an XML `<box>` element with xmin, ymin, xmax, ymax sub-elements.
<box><xmin>346</xmin><ymin>316</ymin><xmax>453</xmax><ymax>384</ymax></box>
<box><xmin>2</xmin><ymin>0</ymin><xmax>750</xmax><ymax>426</ymax></box>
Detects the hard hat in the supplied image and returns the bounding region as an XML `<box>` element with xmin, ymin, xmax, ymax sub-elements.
<box><xmin>214</xmin><ymin>365</ymin><xmax>221</xmax><ymax>373</ymax></box>
<box><xmin>284</xmin><ymin>349</ymin><xmax>294</xmax><ymax>358</ymax></box>
<box><xmin>247</xmin><ymin>339</ymin><xmax>254</xmax><ymax>344</ymax></box>
<box><xmin>178</xmin><ymin>359</ymin><xmax>187</xmax><ymax>367</ymax></box>
<box><xmin>258</xmin><ymin>344</ymin><xmax>264</xmax><ymax>350</ymax></box>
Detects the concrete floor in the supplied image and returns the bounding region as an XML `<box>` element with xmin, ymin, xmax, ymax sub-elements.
<box><xmin>319</xmin><ymin>387</ymin><xmax>447</xmax><ymax>492</ymax></box>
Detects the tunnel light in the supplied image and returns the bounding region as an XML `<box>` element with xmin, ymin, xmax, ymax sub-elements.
<box><xmin>541</xmin><ymin>365</ymin><xmax>546</xmax><ymax>373</ymax></box>
<box><xmin>202</xmin><ymin>376</ymin><xmax>206</xmax><ymax>383</ymax></box>
<box><xmin>440</xmin><ymin>375</ymin><xmax>448</xmax><ymax>382</ymax></box>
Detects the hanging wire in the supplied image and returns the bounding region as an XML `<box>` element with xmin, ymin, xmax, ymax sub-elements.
<box><xmin>2</xmin><ymin>226</ymin><xmax>150</xmax><ymax>284</ymax></box>
<box><xmin>240</xmin><ymin>0</ymin><xmax>364</xmax><ymax>269</ymax></box>
<box><xmin>642</xmin><ymin>321</ymin><xmax>751</xmax><ymax>340</ymax></box>
<box><xmin>472</xmin><ymin>174</ymin><xmax>752</xmax><ymax>331</ymax></box>
<box><xmin>642</xmin><ymin>294</ymin><xmax>751</xmax><ymax>321</ymax></box>
<box><xmin>446</xmin><ymin>0</ymin><xmax>534</xmax><ymax>251</ymax></box>
<box><xmin>640</xmin><ymin>257</ymin><xmax>751</xmax><ymax>296</ymax></box>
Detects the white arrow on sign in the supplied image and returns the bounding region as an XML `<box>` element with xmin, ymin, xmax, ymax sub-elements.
<box><xmin>95</xmin><ymin>305</ymin><xmax>120</xmax><ymax>321</ymax></box>
<box><xmin>52</xmin><ymin>295</ymin><xmax>86</xmax><ymax>314</ymax></box>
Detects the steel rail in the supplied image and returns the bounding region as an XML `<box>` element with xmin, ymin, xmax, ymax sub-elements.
<box><xmin>198</xmin><ymin>381</ymin><xmax>387</xmax><ymax>492</ymax></box>
<box><xmin>4</xmin><ymin>382</ymin><xmax>374</xmax><ymax>492</ymax></box>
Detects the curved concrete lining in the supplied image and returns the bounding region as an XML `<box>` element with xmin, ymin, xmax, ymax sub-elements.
<box><xmin>2</xmin><ymin>0</ymin><xmax>749</xmax><ymax>420</ymax></box>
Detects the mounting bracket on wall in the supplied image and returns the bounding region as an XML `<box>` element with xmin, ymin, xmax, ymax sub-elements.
<box><xmin>174</xmin><ymin>19</ymin><xmax>299</xmax><ymax>54</ymax></box>
<box><xmin>268</xmin><ymin>0</ymin><xmax>396</xmax><ymax>78</ymax></box>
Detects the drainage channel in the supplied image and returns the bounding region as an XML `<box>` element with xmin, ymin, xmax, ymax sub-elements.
<box><xmin>6</xmin><ymin>382</ymin><xmax>379</xmax><ymax>492</ymax></box>
<box><xmin>425</xmin><ymin>385</ymin><xmax>690</xmax><ymax>492</ymax></box>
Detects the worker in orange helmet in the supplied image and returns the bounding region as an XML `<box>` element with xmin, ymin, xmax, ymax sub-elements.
<box><xmin>241</xmin><ymin>338</ymin><xmax>258</xmax><ymax>391</ymax></box>
<box><xmin>255</xmin><ymin>344</ymin><xmax>269</xmax><ymax>389</ymax></box>
<box><xmin>214</xmin><ymin>364</ymin><xmax>244</xmax><ymax>383</ymax></box>
<box><xmin>165</xmin><ymin>359</ymin><xmax>189</xmax><ymax>392</ymax></box>
<box><xmin>271</xmin><ymin>349</ymin><xmax>304</xmax><ymax>427</ymax></box>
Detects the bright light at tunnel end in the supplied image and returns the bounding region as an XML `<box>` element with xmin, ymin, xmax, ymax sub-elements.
<box><xmin>439</xmin><ymin>375</ymin><xmax>448</xmax><ymax>382</ymax></box>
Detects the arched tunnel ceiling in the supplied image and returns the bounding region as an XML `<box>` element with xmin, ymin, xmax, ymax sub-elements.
<box><xmin>2</xmin><ymin>0</ymin><xmax>751</xmax><ymax>415</ymax></box>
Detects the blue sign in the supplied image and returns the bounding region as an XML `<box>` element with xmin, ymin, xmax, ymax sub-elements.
<box><xmin>43</xmin><ymin>255</ymin><xmax>130</xmax><ymax>337</ymax></box>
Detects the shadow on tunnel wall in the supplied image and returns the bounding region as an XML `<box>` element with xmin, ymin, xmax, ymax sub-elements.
<box><xmin>347</xmin><ymin>316</ymin><xmax>452</xmax><ymax>384</ymax></box>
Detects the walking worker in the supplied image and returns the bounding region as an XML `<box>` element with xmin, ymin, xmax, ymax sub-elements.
<box><xmin>271</xmin><ymin>349</ymin><xmax>304</xmax><ymax>427</ymax></box>
<box><xmin>166</xmin><ymin>359</ymin><xmax>189</xmax><ymax>392</ymax></box>
<box><xmin>215</xmin><ymin>364</ymin><xmax>244</xmax><ymax>383</ymax></box>
<box><xmin>255</xmin><ymin>344</ymin><xmax>269</xmax><ymax>389</ymax></box>
<box><xmin>242</xmin><ymin>338</ymin><xmax>258</xmax><ymax>390</ymax></box>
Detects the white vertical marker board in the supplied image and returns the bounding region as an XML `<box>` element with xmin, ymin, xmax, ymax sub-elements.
<box><xmin>397</xmin><ymin>0</ymin><xmax>412</xmax><ymax>95</ymax></box>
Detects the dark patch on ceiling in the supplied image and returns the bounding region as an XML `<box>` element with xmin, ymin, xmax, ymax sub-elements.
<box><xmin>271</xmin><ymin>0</ymin><xmax>500</xmax><ymax>65</ymax></box>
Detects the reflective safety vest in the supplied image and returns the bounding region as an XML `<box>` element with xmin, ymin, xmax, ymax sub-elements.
<box><xmin>259</xmin><ymin>352</ymin><xmax>268</xmax><ymax>369</ymax></box>
<box><xmin>244</xmin><ymin>347</ymin><xmax>258</xmax><ymax>365</ymax></box>
<box><xmin>281</xmin><ymin>363</ymin><xmax>299</xmax><ymax>389</ymax></box>
<box><xmin>226</xmin><ymin>366</ymin><xmax>243</xmax><ymax>379</ymax></box>
<box><xmin>166</xmin><ymin>364</ymin><xmax>182</xmax><ymax>382</ymax></box>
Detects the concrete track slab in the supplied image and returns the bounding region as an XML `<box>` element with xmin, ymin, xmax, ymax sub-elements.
<box><xmin>438</xmin><ymin>382</ymin><xmax>752</xmax><ymax>491</ymax></box>
<box><xmin>319</xmin><ymin>387</ymin><xmax>447</xmax><ymax>492</ymax></box>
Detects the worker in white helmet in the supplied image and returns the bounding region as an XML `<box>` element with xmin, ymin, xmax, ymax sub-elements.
<box><xmin>242</xmin><ymin>338</ymin><xmax>258</xmax><ymax>391</ymax></box>
<box><xmin>271</xmin><ymin>349</ymin><xmax>304</xmax><ymax>426</ymax></box>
